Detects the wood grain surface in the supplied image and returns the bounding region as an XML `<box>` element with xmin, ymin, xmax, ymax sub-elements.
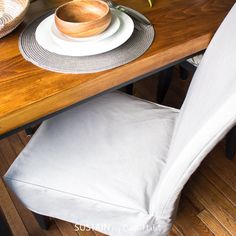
<box><xmin>0</xmin><ymin>0</ymin><xmax>235</xmax><ymax>136</ymax></box>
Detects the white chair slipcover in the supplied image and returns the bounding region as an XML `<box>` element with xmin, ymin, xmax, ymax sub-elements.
<box><xmin>4</xmin><ymin>3</ymin><xmax>236</xmax><ymax>236</ymax></box>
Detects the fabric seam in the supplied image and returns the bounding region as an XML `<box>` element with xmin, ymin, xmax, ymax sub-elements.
<box><xmin>4</xmin><ymin>176</ymin><xmax>151</xmax><ymax>216</ymax></box>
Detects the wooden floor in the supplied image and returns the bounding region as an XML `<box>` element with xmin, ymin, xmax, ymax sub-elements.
<box><xmin>0</xmin><ymin>68</ymin><xmax>236</xmax><ymax>236</ymax></box>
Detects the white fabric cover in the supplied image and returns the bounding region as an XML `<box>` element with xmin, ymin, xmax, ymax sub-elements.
<box><xmin>151</xmin><ymin>3</ymin><xmax>236</xmax><ymax>232</ymax></box>
<box><xmin>5</xmin><ymin>92</ymin><xmax>178</xmax><ymax>236</ymax></box>
<box><xmin>4</xmin><ymin>3</ymin><xmax>236</xmax><ymax>236</ymax></box>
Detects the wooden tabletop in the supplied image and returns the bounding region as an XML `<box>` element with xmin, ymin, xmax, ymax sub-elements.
<box><xmin>0</xmin><ymin>0</ymin><xmax>235</xmax><ymax>137</ymax></box>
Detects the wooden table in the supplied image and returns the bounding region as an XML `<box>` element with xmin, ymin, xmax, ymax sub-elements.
<box><xmin>0</xmin><ymin>0</ymin><xmax>235</xmax><ymax>138</ymax></box>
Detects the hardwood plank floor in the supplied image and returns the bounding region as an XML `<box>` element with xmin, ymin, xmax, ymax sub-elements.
<box><xmin>0</xmin><ymin>68</ymin><xmax>235</xmax><ymax>236</ymax></box>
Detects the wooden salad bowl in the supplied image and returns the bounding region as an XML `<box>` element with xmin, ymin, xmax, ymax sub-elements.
<box><xmin>55</xmin><ymin>0</ymin><xmax>112</xmax><ymax>38</ymax></box>
<box><xmin>0</xmin><ymin>0</ymin><xmax>30</xmax><ymax>38</ymax></box>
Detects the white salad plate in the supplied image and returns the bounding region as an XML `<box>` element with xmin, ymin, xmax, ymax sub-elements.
<box><xmin>51</xmin><ymin>9</ymin><xmax>120</xmax><ymax>44</ymax></box>
<box><xmin>35</xmin><ymin>10</ymin><xmax>134</xmax><ymax>57</ymax></box>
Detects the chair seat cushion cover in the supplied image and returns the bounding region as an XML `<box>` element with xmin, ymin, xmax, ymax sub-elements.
<box><xmin>4</xmin><ymin>92</ymin><xmax>178</xmax><ymax>235</ymax></box>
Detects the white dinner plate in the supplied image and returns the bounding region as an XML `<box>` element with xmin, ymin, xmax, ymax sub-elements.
<box><xmin>51</xmin><ymin>9</ymin><xmax>120</xmax><ymax>44</ymax></box>
<box><xmin>35</xmin><ymin>10</ymin><xmax>134</xmax><ymax>57</ymax></box>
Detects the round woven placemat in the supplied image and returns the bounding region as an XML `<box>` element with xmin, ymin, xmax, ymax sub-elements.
<box><xmin>19</xmin><ymin>8</ymin><xmax>155</xmax><ymax>74</ymax></box>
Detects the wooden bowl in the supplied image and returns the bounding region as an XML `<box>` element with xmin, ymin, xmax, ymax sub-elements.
<box><xmin>55</xmin><ymin>0</ymin><xmax>112</xmax><ymax>38</ymax></box>
<box><xmin>0</xmin><ymin>0</ymin><xmax>30</xmax><ymax>38</ymax></box>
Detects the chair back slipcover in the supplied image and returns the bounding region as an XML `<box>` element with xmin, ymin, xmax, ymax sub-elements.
<box><xmin>151</xmin><ymin>3</ymin><xmax>236</xmax><ymax>228</ymax></box>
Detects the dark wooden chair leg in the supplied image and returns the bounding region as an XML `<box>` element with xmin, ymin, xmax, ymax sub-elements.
<box><xmin>33</xmin><ymin>213</ymin><xmax>51</xmax><ymax>230</ymax></box>
<box><xmin>157</xmin><ymin>67</ymin><xmax>173</xmax><ymax>104</ymax></box>
<box><xmin>0</xmin><ymin>209</ymin><xmax>12</xmax><ymax>236</ymax></box>
<box><xmin>226</xmin><ymin>126</ymin><xmax>236</xmax><ymax>160</ymax></box>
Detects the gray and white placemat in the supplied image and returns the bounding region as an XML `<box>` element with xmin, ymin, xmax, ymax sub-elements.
<box><xmin>19</xmin><ymin>8</ymin><xmax>155</xmax><ymax>74</ymax></box>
